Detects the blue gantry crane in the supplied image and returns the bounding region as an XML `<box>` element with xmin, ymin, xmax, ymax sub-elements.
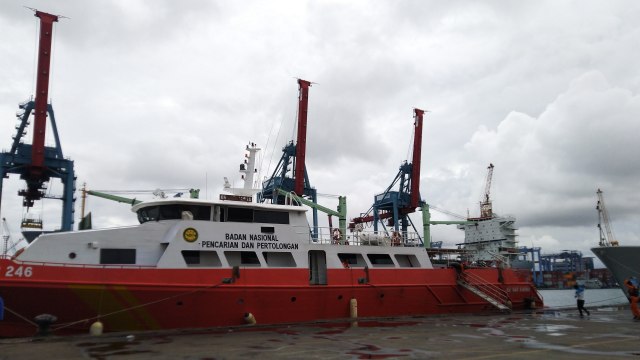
<box><xmin>349</xmin><ymin>109</ymin><xmax>426</xmax><ymax>243</ymax></box>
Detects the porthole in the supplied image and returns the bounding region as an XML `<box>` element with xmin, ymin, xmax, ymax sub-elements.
<box><xmin>68</xmin><ymin>252</ymin><xmax>76</xmax><ymax>259</ymax></box>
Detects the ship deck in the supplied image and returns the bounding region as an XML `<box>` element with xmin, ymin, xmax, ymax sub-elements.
<box><xmin>2</xmin><ymin>306</ymin><xmax>638</xmax><ymax>359</ymax></box>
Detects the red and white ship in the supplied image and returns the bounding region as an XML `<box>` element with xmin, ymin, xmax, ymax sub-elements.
<box><xmin>0</xmin><ymin>191</ymin><xmax>542</xmax><ymax>337</ymax></box>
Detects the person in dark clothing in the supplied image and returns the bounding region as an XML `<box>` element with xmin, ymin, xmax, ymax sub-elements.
<box><xmin>574</xmin><ymin>284</ymin><xmax>590</xmax><ymax>317</ymax></box>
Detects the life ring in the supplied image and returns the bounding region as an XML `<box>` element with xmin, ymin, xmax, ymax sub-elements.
<box><xmin>391</xmin><ymin>231</ymin><xmax>401</xmax><ymax>246</ymax></box>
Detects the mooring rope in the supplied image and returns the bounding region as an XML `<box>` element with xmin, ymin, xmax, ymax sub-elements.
<box><xmin>3</xmin><ymin>305</ymin><xmax>39</xmax><ymax>328</ymax></box>
<box><xmin>51</xmin><ymin>281</ymin><xmax>225</xmax><ymax>332</ymax></box>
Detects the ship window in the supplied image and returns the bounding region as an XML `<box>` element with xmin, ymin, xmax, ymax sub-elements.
<box><xmin>254</xmin><ymin>210</ymin><xmax>289</xmax><ymax>224</ymax></box>
<box><xmin>181</xmin><ymin>250</ymin><xmax>222</xmax><ymax>267</ymax></box>
<box><xmin>367</xmin><ymin>254</ymin><xmax>395</xmax><ymax>267</ymax></box>
<box><xmin>100</xmin><ymin>249</ymin><xmax>136</xmax><ymax>265</ymax></box>
<box><xmin>226</xmin><ymin>207</ymin><xmax>254</xmax><ymax>222</ymax></box>
<box><xmin>240</xmin><ymin>251</ymin><xmax>260</xmax><ymax>265</ymax></box>
<box><xmin>159</xmin><ymin>205</ymin><xmax>181</xmax><ymax>219</ymax></box>
<box><xmin>338</xmin><ymin>253</ymin><xmax>366</xmax><ymax>267</ymax></box>
<box><xmin>224</xmin><ymin>251</ymin><xmax>262</xmax><ymax>267</ymax></box>
<box><xmin>137</xmin><ymin>206</ymin><xmax>159</xmax><ymax>223</ymax></box>
<box><xmin>394</xmin><ymin>254</ymin><xmax>420</xmax><ymax>268</ymax></box>
<box><xmin>182</xmin><ymin>250</ymin><xmax>200</xmax><ymax>264</ymax></box>
<box><xmin>261</xmin><ymin>226</ymin><xmax>275</xmax><ymax>234</ymax></box>
<box><xmin>264</xmin><ymin>252</ymin><xmax>296</xmax><ymax>267</ymax></box>
<box><xmin>137</xmin><ymin>205</ymin><xmax>212</xmax><ymax>223</ymax></box>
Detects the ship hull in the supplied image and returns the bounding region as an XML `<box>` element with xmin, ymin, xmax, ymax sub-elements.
<box><xmin>0</xmin><ymin>258</ymin><xmax>541</xmax><ymax>337</ymax></box>
<box><xmin>591</xmin><ymin>246</ymin><xmax>640</xmax><ymax>296</ymax></box>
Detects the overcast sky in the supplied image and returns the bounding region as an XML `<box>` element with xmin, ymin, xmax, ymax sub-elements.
<box><xmin>1</xmin><ymin>1</ymin><xmax>639</xmax><ymax>266</ymax></box>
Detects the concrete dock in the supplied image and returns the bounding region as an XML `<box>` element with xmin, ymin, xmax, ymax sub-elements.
<box><xmin>1</xmin><ymin>306</ymin><xmax>639</xmax><ymax>359</ymax></box>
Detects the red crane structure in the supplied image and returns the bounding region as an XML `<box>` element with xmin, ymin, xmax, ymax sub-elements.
<box><xmin>0</xmin><ymin>10</ymin><xmax>76</xmax><ymax>231</ymax></box>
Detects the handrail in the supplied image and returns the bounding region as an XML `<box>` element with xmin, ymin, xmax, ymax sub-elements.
<box><xmin>290</xmin><ymin>226</ymin><xmax>421</xmax><ymax>247</ymax></box>
<box><xmin>458</xmin><ymin>271</ymin><xmax>511</xmax><ymax>307</ymax></box>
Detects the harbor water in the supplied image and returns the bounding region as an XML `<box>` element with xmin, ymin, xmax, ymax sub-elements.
<box><xmin>539</xmin><ymin>287</ymin><xmax>628</xmax><ymax>309</ymax></box>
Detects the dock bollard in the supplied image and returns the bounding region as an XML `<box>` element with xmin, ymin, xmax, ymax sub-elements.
<box><xmin>34</xmin><ymin>314</ymin><xmax>57</xmax><ymax>337</ymax></box>
<box><xmin>90</xmin><ymin>321</ymin><xmax>104</xmax><ymax>336</ymax></box>
<box><xmin>350</xmin><ymin>298</ymin><xmax>358</xmax><ymax>327</ymax></box>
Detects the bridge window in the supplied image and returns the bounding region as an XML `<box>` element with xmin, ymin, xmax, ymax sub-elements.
<box><xmin>255</xmin><ymin>210</ymin><xmax>289</xmax><ymax>224</ymax></box>
<box><xmin>137</xmin><ymin>205</ymin><xmax>212</xmax><ymax>223</ymax></box>
<box><xmin>223</xmin><ymin>207</ymin><xmax>290</xmax><ymax>224</ymax></box>
<box><xmin>226</xmin><ymin>207</ymin><xmax>254</xmax><ymax>222</ymax></box>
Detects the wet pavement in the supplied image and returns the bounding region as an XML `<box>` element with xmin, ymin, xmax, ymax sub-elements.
<box><xmin>1</xmin><ymin>306</ymin><xmax>639</xmax><ymax>359</ymax></box>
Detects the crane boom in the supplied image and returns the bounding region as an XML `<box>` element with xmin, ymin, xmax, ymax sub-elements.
<box><xmin>479</xmin><ymin>163</ymin><xmax>494</xmax><ymax>219</ymax></box>
<box><xmin>596</xmin><ymin>188</ymin><xmax>618</xmax><ymax>247</ymax></box>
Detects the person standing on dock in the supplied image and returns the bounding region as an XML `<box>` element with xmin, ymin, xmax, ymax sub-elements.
<box><xmin>624</xmin><ymin>277</ymin><xmax>640</xmax><ymax>320</ymax></box>
<box><xmin>574</xmin><ymin>284</ymin><xmax>590</xmax><ymax>317</ymax></box>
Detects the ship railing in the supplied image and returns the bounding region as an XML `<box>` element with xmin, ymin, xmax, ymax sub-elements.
<box><xmin>485</xmin><ymin>250</ymin><xmax>510</xmax><ymax>267</ymax></box>
<box><xmin>458</xmin><ymin>270</ymin><xmax>511</xmax><ymax>308</ymax></box>
<box><xmin>294</xmin><ymin>226</ymin><xmax>421</xmax><ymax>247</ymax></box>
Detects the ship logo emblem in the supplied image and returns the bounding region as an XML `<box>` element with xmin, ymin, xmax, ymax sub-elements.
<box><xmin>183</xmin><ymin>228</ymin><xmax>199</xmax><ymax>242</ymax></box>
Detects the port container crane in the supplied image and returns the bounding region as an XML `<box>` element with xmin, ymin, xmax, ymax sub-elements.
<box><xmin>258</xmin><ymin>79</ymin><xmax>321</xmax><ymax>238</ymax></box>
<box><xmin>0</xmin><ymin>10</ymin><xmax>76</xmax><ymax>232</ymax></box>
<box><xmin>349</xmin><ymin>109</ymin><xmax>426</xmax><ymax>242</ymax></box>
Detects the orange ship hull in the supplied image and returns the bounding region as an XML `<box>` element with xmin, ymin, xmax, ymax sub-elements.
<box><xmin>0</xmin><ymin>258</ymin><xmax>542</xmax><ymax>337</ymax></box>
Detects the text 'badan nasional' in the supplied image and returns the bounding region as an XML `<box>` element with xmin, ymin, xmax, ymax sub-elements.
<box><xmin>199</xmin><ymin>233</ymin><xmax>299</xmax><ymax>249</ymax></box>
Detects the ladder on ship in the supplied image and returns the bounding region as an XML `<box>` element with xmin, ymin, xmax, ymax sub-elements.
<box><xmin>457</xmin><ymin>271</ymin><xmax>512</xmax><ymax>312</ymax></box>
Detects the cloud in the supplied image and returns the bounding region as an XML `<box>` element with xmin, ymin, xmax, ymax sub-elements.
<box><xmin>1</xmin><ymin>1</ymin><xmax>640</xmax><ymax>266</ymax></box>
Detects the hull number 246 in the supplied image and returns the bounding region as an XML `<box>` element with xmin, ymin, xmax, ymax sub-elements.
<box><xmin>3</xmin><ymin>265</ymin><xmax>33</xmax><ymax>278</ymax></box>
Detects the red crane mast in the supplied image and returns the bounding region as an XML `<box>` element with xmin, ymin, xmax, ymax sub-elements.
<box><xmin>294</xmin><ymin>79</ymin><xmax>311</xmax><ymax>196</ymax></box>
<box><xmin>30</xmin><ymin>11</ymin><xmax>59</xmax><ymax>179</ymax></box>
